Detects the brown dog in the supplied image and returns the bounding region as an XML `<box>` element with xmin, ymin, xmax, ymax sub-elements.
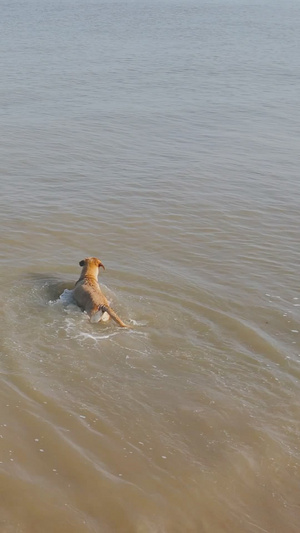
<box><xmin>73</xmin><ymin>257</ymin><xmax>128</xmax><ymax>327</ymax></box>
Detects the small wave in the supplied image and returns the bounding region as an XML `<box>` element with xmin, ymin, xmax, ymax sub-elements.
<box><xmin>77</xmin><ymin>330</ymin><xmax>123</xmax><ymax>341</ymax></box>
<box><xmin>129</xmin><ymin>319</ymin><xmax>148</xmax><ymax>327</ymax></box>
<box><xmin>59</xmin><ymin>288</ymin><xmax>76</xmax><ymax>306</ymax></box>
<box><xmin>49</xmin><ymin>288</ymin><xmax>75</xmax><ymax>306</ymax></box>
<box><xmin>61</xmin><ymin>313</ymin><xmax>148</xmax><ymax>345</ymax></box>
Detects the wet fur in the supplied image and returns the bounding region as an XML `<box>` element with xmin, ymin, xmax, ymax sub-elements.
<box><xmin>73</xmin><ymin>257</ymin><xmax>128</xmax><ymax>328</ymax></box>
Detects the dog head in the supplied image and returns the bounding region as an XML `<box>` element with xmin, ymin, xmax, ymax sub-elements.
<box><xmin>78</xmin><ymin>257</ymin><xmax>105</xmax><ymax>280</ymax></box>
<box><xmin>79</xmin><ymin>257</ymin><xmax>105</xmax><ymax>269</ymax></box>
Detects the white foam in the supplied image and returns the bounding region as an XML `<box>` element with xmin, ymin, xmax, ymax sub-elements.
<box><xmin>77</xmin><ymin>331</ymin><xmax>122</xmax><ymax>341</ymax></box>
<box><xmin>90</xmin><ymin>310</ymin><xmax>110</xmax><ymax>323</ymax></box>
<box><xmin>58</xmin><ymin>289</ymin><xmax>75</xmax><ymax>305</ymax></box>
<box><xmin>90</xmin><ymin>309</ymin><xmax>103</xmax><ymax>323</ymax></box>
<box><xmin>49</xmin><ymin>288</ymin><xmax>75</xmax><ymax>307</ymax></box>
<box><xmin>129</xmin><ymin>319</ymin><xmax>147</xmax><ymax>327</ymax></box>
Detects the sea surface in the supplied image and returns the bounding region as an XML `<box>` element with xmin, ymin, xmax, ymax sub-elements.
<box><xmin>1</xmin><ymin>0</ymin><xmax>300</xmax><ymax>532</ymax></box>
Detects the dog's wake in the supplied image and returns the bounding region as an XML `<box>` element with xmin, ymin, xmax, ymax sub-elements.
<box><xmin>56</xmin><ymin>288</ymin><xmax>75</xmax><ymax>306</ymax></box>
<box><xmin>50</xmin><ymin>288</ymin><xmax>145</xmax><ymax>345</ymax></box>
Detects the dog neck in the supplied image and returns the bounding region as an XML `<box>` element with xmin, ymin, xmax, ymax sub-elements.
<box><xmin>77</xmin><ymin>265</ymin><xmax>99</xmax><ymax>284</ymax></box>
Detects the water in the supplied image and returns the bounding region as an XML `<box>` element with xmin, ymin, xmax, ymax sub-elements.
<box><xmin>1</xmin><ymin>0</ymin><xmax>300</xmax><ymax>531</ymax></box>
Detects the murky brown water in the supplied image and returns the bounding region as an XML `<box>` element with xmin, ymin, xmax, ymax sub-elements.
<box><xmin>1</xmin><ymin>1</ymin><xmax>300</xmax><ymax>532</ymax></box>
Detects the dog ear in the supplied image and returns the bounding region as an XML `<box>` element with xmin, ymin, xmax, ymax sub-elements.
<box><xmin>79</xmin><ymin>259</ymin><xmax>86</xmax><ymax>267</ymax></box>
<box><xmin>98</xmin><ymin>260</ymin><xmax>105</xmax><ymax>270</ymax></box>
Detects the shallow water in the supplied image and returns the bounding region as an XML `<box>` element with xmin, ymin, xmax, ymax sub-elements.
<box><xmin>1</xmin><ymin>0</ymin><xmax>300</xmax><ymax>532</ymax></box>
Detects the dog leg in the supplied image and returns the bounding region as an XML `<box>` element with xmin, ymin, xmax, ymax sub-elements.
<box><xmin>101</xmin><ymin>305</ymin><xmax>128</xmax><ymax>328</ymax></box>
